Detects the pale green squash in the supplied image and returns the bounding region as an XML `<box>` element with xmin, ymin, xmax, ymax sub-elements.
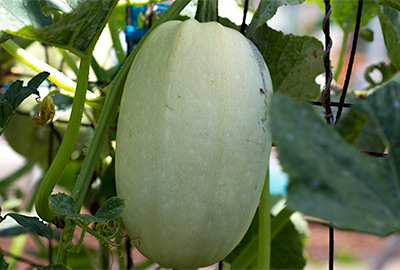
<box><xmin>116</xmin><ymin>19</ymin><xmax>273</xmax><ymax>269</ymax></box>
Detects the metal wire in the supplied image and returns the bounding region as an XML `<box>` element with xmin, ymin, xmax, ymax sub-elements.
<box><xmin>322</xmin><ymin>0</ymin><xmax>334</xmax><ymax>126</ymax></box>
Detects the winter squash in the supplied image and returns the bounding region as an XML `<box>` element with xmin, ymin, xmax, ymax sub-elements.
<box><xmin>116</xmin><ymin>18</ymin><xmax>273</xmax><ymax>269</ymax></box>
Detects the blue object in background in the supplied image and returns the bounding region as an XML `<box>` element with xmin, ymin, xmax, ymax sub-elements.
<box><xmin>125</xmin><ymin>5</ymin><xmax>148</xmax><ymax>54</ymax></box>
<box><xmin>269</xmin><ymin>160</ymin><xmax>289</xmax><ymax>195</ymax></box>
<box><xmin>127</xmin><ymin>5</ymin><xmax>146</xmax><ymax>27</ymax></box>
<box><xmin>125</xmin><ymin>3</ymin><xmax>170</xmax><ymax>55</ymax></box>
<box><xmin>125</xmin><ymin>25</ymin><xmax>148</xmax><ymax>45</ymax></box>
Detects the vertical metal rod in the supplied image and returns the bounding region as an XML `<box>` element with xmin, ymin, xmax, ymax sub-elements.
<box><xmin>335</xmin><ymin>0</ymin><xmax>364</xmax><ymax>122</ymax></box>
<box><xmin>329</xmin><ymin>225</ymin><xmax>334</xmax><ymax>270</ymax></box>
<box><xmin>240</xmin><ymin>0</ymin><xmax>250</xmax><ymax>34</ymax></box>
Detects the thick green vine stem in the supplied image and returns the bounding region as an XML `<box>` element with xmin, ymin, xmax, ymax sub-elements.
<box><xmin>258</xmin><ymin>169</ymin><xmax>271</xmax><ymax>269</ymax></box>
<box><xmin>0</xmin><ymin>40</ymin><xmax>101</xmax><ymax>107</ymax></box>
<box><xmin>70</xmin><ymin>0</ymin><xmax>192</xmax><ymax>213</ymax></box>
<box><xmin>35</xmin><ymin>57</ymin><xmax>91</xmax><ymax>222</ymax></box>
<box><xmin>56</xmin><ymin>218</ymin><xmax>74</xmax><ymax>264</ymax></box>
<box><xmin>195</xmin><ymin>0</ymin><xmax>218</xmax><ymax>22</ymax></box>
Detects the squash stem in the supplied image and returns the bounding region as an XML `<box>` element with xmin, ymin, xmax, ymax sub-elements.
<box><xmin>0</xmin><ymin>40</ymin><xmax>101</xmax><ymax>107</ymax></box>
<box><xmin>35</xmin><ymin>57</ymin><xmax>91</xmax><ymax>222</ymax></box>
<box><xmin>258</xmin><ymin>168</ymin><xmax>271</xmax><ymax>269</ymax></box>
<box><xmin>56</xmin><ymin>219</ymin><xmax>76</xmax><ymax>265</ymax></box>
<box><xmin>195</xmin><ymin>0</ymin><xmax>218</xmax><ymax>22</ymax></box>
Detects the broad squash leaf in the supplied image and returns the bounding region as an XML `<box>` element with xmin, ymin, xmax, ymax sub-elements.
<box><xmin>0</xmin><ymin>0</ymin><xmax>117</xmax><ymax>57</ymax></box>
<box><xmin>248</xmin><ymin>0</ymin><xmax>304</xmax><ymax>29</ymax></box>
<box><xmin>248</xmin><ymin>25</ymin><xmax>323</xmax><ymax>100</ymax></box>
<box><xmin>270</xmin><ymin>82</ymin><xmax>400</xmax><ymax>236</ymax></box>
<box><xmin>379</xmin><ymin>6</ymin><xmax>400</xmax><ymax>71</ymax></box>
<box><xmin>312</xmin><ymin>0</ymin><xmax>378</xmax><ymax>33</ymax></box>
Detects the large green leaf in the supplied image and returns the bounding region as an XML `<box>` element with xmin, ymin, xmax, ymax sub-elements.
<box><xmin>5</xmin><ymin>213</ymin><xmax>52</xmax><ymax>239</ymax></box>
<box><xmin>378</xmin><ymin>0</ymin><xmax>400</xmax><ymax>12</ymax></box>
<box><xmin>0</xmin><ymin>0</ymin><xmax>117</xmax><ymax>57</ymax></box>
<box><xmin>45</xmin><ymin>0</ymin><xmax>86</xmax><ymax>13</ymax></box>
<box><xmin>336</xmin><ymin>102</ymin><xmax>385</xmax><ymax>154</ymax></box>
<box><xmin>247</xmin><ymin>25</ymin><xmax>323</xmax><ymax>99</ymax></box>
<box><xmin>270</xmin><ymin>82</ymin><xmax>400</xmax><ymax>236</ymax></box>
<box><xmin>312</xmin><ymin>0</ymin><xmax>378</xmax><ymax>33</ymax></box>
<box><xmin>0</xmin><ymin>0</ymin><xmax>52</xmax><ymax>31</ymax></box>
<box><xmin>249</xmin><ymin>0</ymin><xmax>304</xmax><ymax>29</ymax></box>
<box><xmin>94</xmin><ymin>196</ymin><xmax>124</xmax><ymax>222</ymax></box>
<box><xmin>270</xmin><ymin>218</ymin><xmax>306</xmax><ymax>270</ymax></box>
<box><xmin>379</xmin><ymin>6</ymin><xmax>400</xmax><ymax>71</ymax></box>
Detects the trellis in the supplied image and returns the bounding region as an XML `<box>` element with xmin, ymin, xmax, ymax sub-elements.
<box><xmin>322</xmin><ymin>0</ymin><xmax>364</xmax><ymax>269</ymax></box>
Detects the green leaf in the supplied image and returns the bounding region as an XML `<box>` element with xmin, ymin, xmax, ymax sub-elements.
<box><xmin>0</xmin><ymin>226</ymin><xmax>30</xmax><ymax>237</ymax></box>
<box><xmin>0</xmin><ymin>0</ymin><xmax>52</xmax><ymax>32</ymax></box>
<box><xmin>0</xmin><ymin>72</ymin><xmax>48</xmax><ymax>129</ymax></box>
<box><xmin>378</xmin><ymin>0</ymin><xmax>400</xmax><ymax>11</ymax></box>
<box><xmin>49</xmin><ymin>193</ymin><xmax>75</xmax><ymax>216</ymax></box>
<box><xmin>250</xmin><ymin>0</ymin><xmax>304</xmax><ymax>29</ymax></box>
<box><xmin>379</xmin><ymin>6</ymin><xmax>400</xmax><ymax>71</ymax></box>
<box><xmin>335</xmin><ymin>109</ymin><xmax>368</xmax><ymax>144</ymax></box>
<box><xmin>0</xmin><ymin>0</ymin><xmax>117</xmax><ymax>57</ymax></box>
<box><xmin>67</xmin><ymin>214</ymin><xmax>103</xmax><ymax>225</ymax></box>
<box><xmin>364</xmin><ymin>62</ymin><xmax>398</xmax><ymax>89</ymax></box>
<box><xmin>312</xmin><ymin>0</ymin><xmax>378</xmax><ymax>33</ymax></box>
<box><xmin>94</xmin><ymin>197</ymin><xmax>124</xmax><ymax>222</ymax></box>
<box><xmin>37</xmin><ymin>263</ymin><xmax>68</xmax><ymax>270</ymax></box>
<box><xmin>45</xmin><ymin>0</ymin><xmax>86</xmax><ymax>13</ymax></box>
<box><xmin>6</xmin><ymin>213</ymin><xmax>52</xmax><ymax>239</ymax></box>
<box><xmin>0</xmin><ymin>250</ymin><xmax>9</xmax><ymax>270</ymax></box>
<box><xmin>270</xmin><ymin>218</ymin><xmax>306</xmax><ymax>270</ymax></box>
<box><xmin>247</xmin><ymin>25</ymin><xmax>323</xmax><ymax>99</ymax></box>
<box><xmin>270</xmin><ymin>83</ymin><xmax>400</xmax><ymax>236</ymax></box>
<box><xmin>336</xmin><ymin>107</ymin><xmax>386</xmax><ymax>154</ymax></box>
<box><xmin>353</xmin><ymin>82</ymin><xmax>400</xmax><ymax>169</ymax></box>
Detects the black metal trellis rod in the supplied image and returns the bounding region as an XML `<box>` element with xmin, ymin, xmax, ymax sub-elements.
<box><xmin>321</xmin><ymin>1</ymin><xmax>364</xmax><ymax>269</ymax></box>
<box><xmin>241</xmin><ymin>0</ymin><xmax>249</xmax><ymax>35</ymax></box>
<box><xmin>335</xmin><ymin>0</ymin><xmax>364</xmax><ymax>123</ymax></box>
<box><xmin>310</xmin><ymin>101</ymin><xmax>352</xmax><ymax>108</ymax></box>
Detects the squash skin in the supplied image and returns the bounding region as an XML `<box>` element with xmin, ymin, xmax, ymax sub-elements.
<box><xmin>116</xmin><ymin>19</ymin><xmax>273</xmax><ymax>269</ymax></box>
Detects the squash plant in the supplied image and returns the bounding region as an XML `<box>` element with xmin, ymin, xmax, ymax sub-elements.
<box><xmin>0</xmin><ymin>0</ymin><xmax>399</xmax><ymax>269</ymax></box>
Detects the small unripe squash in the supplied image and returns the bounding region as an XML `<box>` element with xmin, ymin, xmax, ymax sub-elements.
<box><xmin>116</xmin><ymin>19</ymin><xmax>273</xmax><ymax>269</ymax></box>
